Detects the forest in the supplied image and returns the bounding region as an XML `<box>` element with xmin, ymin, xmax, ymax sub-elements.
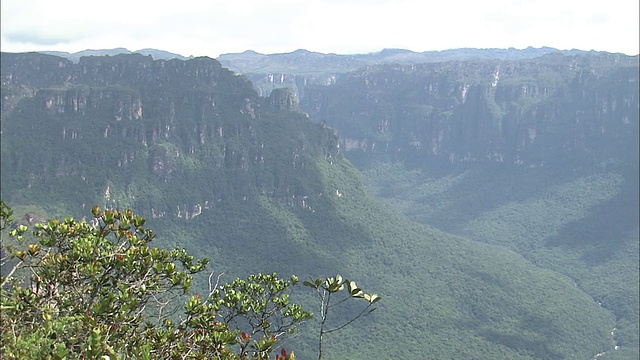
<box><xmin>1</xmin><ymin>50</ymin><xmax>638</xmax><ymax>359</ymax></box>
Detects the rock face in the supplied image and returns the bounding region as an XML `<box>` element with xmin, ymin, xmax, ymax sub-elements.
<box><xmin>217</xmin><ymin>47</ymin><xmax>600</xmax><ymax>98</ymax></box>
<box><xmin>268</xmin><ymin>87</ymin><xmax>298</xmax><ymax>111</ymax></box>
<box><xmin>216</xmin><ymin>48</ymin><xmax>638</xmax><ymax>169</ymax></box>
<box><xmin>299</xmin><ymin>53</ymin><xmax>639</xmax><ymax>167</ymax></box>
<box><xmin>1</xmin><ymin>52</ymin><xmax>224</xmax><ymax>88</ymax></box>
<box><xmin>0</xmin><ymin>52</ymin><xmax>337</xmax><ymax>217</ymax></box>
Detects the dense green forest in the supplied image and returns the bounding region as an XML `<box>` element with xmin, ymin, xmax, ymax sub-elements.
<box><xmin>1</xmin><ymin>51</ymin><xmax>636</xmax><ymax>359</ymax></box>
<box><xmin>296</xmin><ymin>52</ymin><xmax>639</xmax><ymax>359</ymax></box>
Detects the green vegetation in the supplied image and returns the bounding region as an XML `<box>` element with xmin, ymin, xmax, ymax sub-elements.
<box><xmin>0</xmin><ymin>52</ymin><xmax>631</xmax><ymax>359</ymax></box>
<box><xmin>0</xmin><ymin>202</ymin><xmax>379</xmax><ymax>359</ymax></box>
<box><xmin>363</xmin><ymin>160</ymin><xmax>638</xmax><ymax>358</ymax></box>
<box><xmin>298</xmin><ymin>52</ymin><xmax>638</xmax><ymax>359</ymax></box>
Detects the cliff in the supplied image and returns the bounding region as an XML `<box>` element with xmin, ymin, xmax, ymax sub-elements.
<box><xmin>217</xmin><ymin>47</ymin><xmax>603</xmax><ymax>98</ymax></box>
<box><xmin>0</xmin><ymin>52</ymin><xmax>337</xmax><ymax>217</ymax></box>
<box><xmin>300</xmin><ymin>53</ymin><xmax>639</xmax><ymax>167</ymax></box>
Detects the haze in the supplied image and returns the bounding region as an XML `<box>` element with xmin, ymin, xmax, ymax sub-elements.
<box><xmin>1</xmin><ymin>0</ymin><xmax>638</xmax><ymax>57</ymax></box>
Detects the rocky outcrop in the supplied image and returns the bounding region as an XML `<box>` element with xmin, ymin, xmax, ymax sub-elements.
<box><xmin>299</xmin><ymin>54</ymin><xmax>639</xmax><ymax>166</ymax></box>
<box><xmin>268</xmin><ymin>88</ymin><xmax>298</xmax><ymax>111</ymax></box>
<box><xmin>1</xmin><ymin>52</ymin><xmax>225</xmax><ymax>89</ymax></box>
<box><xmin>0</xmin><ymin>52</ymin><xmax>341</xmax><ymax>219</ymax></box>
<box><xmin>217</xmin><ymin>47</ymin><xmax>597</xmax><ymax>98</ymax></box>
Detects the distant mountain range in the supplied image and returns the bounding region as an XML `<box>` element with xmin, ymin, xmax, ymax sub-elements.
<box><xmin>33</xmin><ymin>46</ymin><xmax>620</xmax><ymax>97</ymax></box>
<box><xmin>38</xmin><ymin>48</ymin><xmax>195</xmax><ymax>62</ymax></box>
<box><xmin>34</xmin><ymin>46</ymin><xmax>601</xmax><ymax>68</ymax></box>
<box><xmin>216</xmin><ymin>46</ymin><xmax>601</xmax><ymax>74</ymax></box>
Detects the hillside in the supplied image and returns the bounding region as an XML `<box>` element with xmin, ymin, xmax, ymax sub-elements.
<box><xmin>0</xmin><ymin>52</ymin><xmax>625</xmax><ymax>359</ymax></box>
<box><xmin>297</xmin><ymin>52</ymin><xmax>640</xmax><ymax>359</ymax></box>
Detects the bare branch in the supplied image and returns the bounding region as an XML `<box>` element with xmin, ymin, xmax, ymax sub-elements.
<box><xmin>1</xmin><ymin>260</ymin><xmax>23</xmax><ymax>288</ymax></box>
<box><xmin>208</xmin><ymin>271</ymin><xmax>225</xmax><ymax>296</ymax></box>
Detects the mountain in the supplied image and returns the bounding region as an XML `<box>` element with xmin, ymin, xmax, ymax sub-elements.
<box><xmin>297</xmin><ymin>52</ymin><xmax>640</xmax><ymax>359</ymax></box>
<box><xmin>0</xmin><ymin>52</ymin><xmax>626</xmax><ymax>359</ymax></box>
<box><xmin>300</xmin><ymin>53</ymin><xmax>639</xmax><ymax>165</ymax></box>
<box><xmin>34</xmin><ymin>46</ymin><xmax>596</xmax><ymax>98</ymax></box>
<box><xmin>216</xmin><ymin>46</ymin><xmax>593</xmax><ymax>74</ymax></box>
<box><xmin>133</xmin><ymin>48</ymin><xmax>195</xmax><ymax>61</ymax></box>
<box><xmin>37</xmin><ymin>47</ymin><xmax>192</xmax><ymax>62</ymax></box>
<box><xmin>215</xmin><ymin>46</ymin><xmax>602</xmax><ymax>97</ymax></box>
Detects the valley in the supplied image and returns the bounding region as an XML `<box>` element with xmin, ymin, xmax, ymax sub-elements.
<box><xmin>1</xmin><ymin>49</ymin><xmax>638</xmax><ymax>359</ymax></box>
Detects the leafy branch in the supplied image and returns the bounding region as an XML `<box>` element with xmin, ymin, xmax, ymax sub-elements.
<box><xmin>304</xmin><ymin>274</ymin><xmax>380</xmax><ymax>360</ymax></box>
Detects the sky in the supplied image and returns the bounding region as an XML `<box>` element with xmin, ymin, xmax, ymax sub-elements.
<box><xmin>1</xmin><ymin>0</ymin><xmax>638</xmax><ymax>57</ymax></box>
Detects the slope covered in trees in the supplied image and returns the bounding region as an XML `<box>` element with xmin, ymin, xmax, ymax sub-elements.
<box><xmin>298</xmin><ymin>52</ymin><xmax>640</xmax><ymax>359</ymax></box>
<box><xmin>0</xmin><ymin>52</ymin><xmax>624</xmax><ymax>359</ymax></box>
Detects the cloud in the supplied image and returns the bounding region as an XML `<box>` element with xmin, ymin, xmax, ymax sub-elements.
<box><xmin>3</xmin><ymin>30</ymin><xmax>80</xmax><ymax>46</ymax></box>
<box><xmin>1</xmin><ymin>0</ymin><xmax>638</xmax><ymax>56</ymax></box>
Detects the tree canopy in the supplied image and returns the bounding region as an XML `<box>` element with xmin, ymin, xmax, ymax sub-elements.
<box><xmin>0</xmin><ymin>201</ymin><xmax>379</xmax><ymax>359</ymax></box>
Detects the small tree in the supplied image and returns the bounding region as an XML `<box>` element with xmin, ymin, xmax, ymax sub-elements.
<box><xmin>304</xmin><ymin>275</ymin><xmax>380</xmax><ymax>360</ymax></box>
<box><xmin>0</xmin><ymin>204</ymin><xmax>303</xmax><ymax>359</ymax></box>
<box><xmin>0</xmin><ymin>202</ymin><xmax>379</xmax><ymax>359</ymax></box>
<box><xmin>0</xmin><ymin>204</ymin><xmax>230</xmax><ymax>358</ymax></box>
<box><xmin>208</xmin><ymin>272</ymin><xmax>312</xmax><ymax>358</ymax></box>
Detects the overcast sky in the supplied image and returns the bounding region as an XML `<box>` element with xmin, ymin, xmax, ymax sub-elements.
<box><xmin>1</xmin><ymin>0</ymin><xmax>638</xmax><ymax>57</ymax></box>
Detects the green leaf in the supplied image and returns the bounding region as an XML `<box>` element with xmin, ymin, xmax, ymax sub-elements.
<box><xmin>368</xmin><ymin>294</ymin><xmax>380</xmax><ymax>304</ymax></box>
<box><xmin>303</xmin><ymin>280</ymin><xmax>318</xmax><ymax>289</ymax></box>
